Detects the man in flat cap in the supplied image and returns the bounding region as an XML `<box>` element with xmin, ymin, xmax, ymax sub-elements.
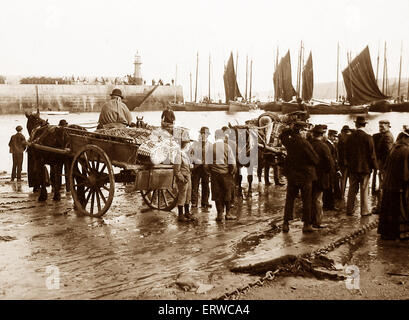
<box><xmin>9</xmin><ymin>125</ymin><xmax>27</xmax><ymax>182</ymax></box>
<box><xmin>280</xmin><ymin>121</ymin><xmax>319</xmax><ymax>233</ymax></box>
<box><xmin>189</xmin><ymin>127</ymin><xmax>212</xmax><ymax>209</ymax></box>
<box><xmin>309</xmin><ymin>125</ymin><xmax>335</xmax><ymax>228</ymax></box>
<box><xmin>345</xmin><ymin>116</ymin><xmax>378</xmax><ymax>216</ymax></box>
<box><xmin>98</xmin><ymin>88</ymin><xmax>134</xmax><ymax>129</ymax></box>
<box><xmin>372</xmin><ymin>120</ymin><xmax>394</xmax><ymax>213</ymax></box>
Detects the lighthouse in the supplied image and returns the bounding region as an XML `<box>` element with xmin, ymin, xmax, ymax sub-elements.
<box><xmin>133</xmin><ymin>51</ymin><xmax>143</xmax><ymax>85</ymax></box>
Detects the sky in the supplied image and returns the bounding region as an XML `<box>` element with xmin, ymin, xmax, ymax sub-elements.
<box><xmin>1</xmin><ymin>0</ymin><xmax>409</xmax><ymax>100</ymax></box>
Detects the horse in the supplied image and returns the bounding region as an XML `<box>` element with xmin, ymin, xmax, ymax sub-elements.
<box><xmin>25</xmin><ymin>111</ymin><xmax>85</xmax><ymax>201</ymax></box>
<box><xmin>136</xmin><ymin>116</ymin><xmax>148</xmax><ymax>128</ymax></box>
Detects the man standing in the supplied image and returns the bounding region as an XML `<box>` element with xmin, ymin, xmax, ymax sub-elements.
<box><xmin>310</xmin><ymin>125</ymin><xmax>334</xmax><ymax>228</ymax></box>
<box><xmin>345</xmin><ymin>116</ymin><xmax>378</xmax><ymax>216</ymax></box>
<box><xmin>207</xmin><ymin>129</ymin><xmax>237</xmax><ymax>221</ymax></box>
<box><xmin>189</xmin><ymin>127</ymin><xmax>212</xmax><ymax>208</ymax></box>
<box><xmin>9</xmin><ymin>126</ymin><xmax>27</xmax><ymax>182</ymax></box>
<box><xmin>337</xmin><ymin>125</ymin><xmax>352</xmax><ymax>199</ymax></box>
<box><xmin>323</xmin><ymin>129</ymin><xmax>341</xmax><ymax>210</ymax></box>
<box><xmin>98</xmin><ymin>89</ymin><xmax>133</xmax><ymax>129</ymax></box>
<box><xmin>280</xmin><ymin>121</ymin><xmax>319</xmax><ymax>233</ymax></box>
<box><xmin>372</xmin><ymin>120</ymin><xmax>394</xmax><ymax>213</ymax></box>
<box><xmin>161</xmin><ymin>104</ymin><xmax>176</xmax><ymax>127</ymax></box>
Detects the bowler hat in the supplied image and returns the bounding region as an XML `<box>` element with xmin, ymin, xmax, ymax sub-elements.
<box><xmin>59</xmin><ymin>119</ymin><xmax>68</xmax><ymax>126</ymax></box>
<box><xmin>293</xmin><ymin>121</ymin><xmax>308</xmax><ymax>129</ymax></box>
<box><xmin>199</xmin><ymin>126</ymin><xmax>210</xmax><ymax>135</ymax></box>
<box><xmin>16</xmin><ymin>125</ymin><xmax>23</xmax><ymax>132</ymax></box>
<box><xmin>355</xmin><ymin>116</ymin><xmax>368</xmax><ymax>125</ymax></box>
<box><xmin>328</xmin><ymin>129</ymin><xmax>338</xmax><ymax>136</ymax></box>
<box><xmin>341</xmin><ymin>125</ymin><xmax>351</xmax><ymax>132</ymax></box>
<box><xmin>312</xmin><ymin>125</ymin><xmax>326</xmax><ymax>134</ymax></box>
<box><xmin>110</xmin><ymin>88</ymin><xmax>123</xmax><ymax>99</ymax></box>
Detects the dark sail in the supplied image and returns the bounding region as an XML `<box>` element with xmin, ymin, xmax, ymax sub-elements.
<box><xmin>342</xmin><ymin>46</ymin><xmax>387</xmax><ymax>105</ymax></box>
<box><xmin>302</xmin><ymin>52</ymin><xmax>313</xmax><ymax>101</ymax></box>
<box><xmin>223</xmin><ymin>53</ymin><xmax>242</xmax><ymax>103</ymax></box>
<box><xmin>273</xmin><ymin>50</ymin><xmax>296</xmax><ymax>102</ymax></box>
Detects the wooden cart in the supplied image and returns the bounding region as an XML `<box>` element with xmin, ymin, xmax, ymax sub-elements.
<box><xmin>31</xmin><ymin>127</ymin><xmax>178</xmax><ymax>217</ymax></box>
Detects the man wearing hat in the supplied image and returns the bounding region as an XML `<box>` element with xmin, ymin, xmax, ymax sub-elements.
<box><xmin>371</xmin><ymin>120</ymin><xmax>394</xmax><ymax>213</ymax></box>
<box><xmin>309</xmin><ymin>125</ymin><xmax>335</xmax><ymax>228</ymax></box>
<box><xmin>9</xmin><ymin>126</ymin><xmax>27</xmax><ymax>182</ymax></box>
<box><xmin>280</xmin><ymin>121</ymin><xmax>319</xmax><ymax>233</ymax></box>
<box><xmin>323</xmin><ymin>129</ymin><xmax>341</xmax><ymax>210</ymax></box>
<box><xmin>189</xmin><ymin>127</ymin><xmax>213</xmax><ymax>209</ymax></box>
<box><xmin>345</xmin><ymin>116</ymin><xmax>378</xmax><ymax>216</ymax></box>
<box><xmin>161</xmin><ymin>104</ymin><xmax>176</xmax><ymax>127</ymax></box>
<box><xmin>377</xmin><ymin>126</ymin><xmax>409</xmax><ymax>240</ymax></box>
<box><xmin>337</xmin><ymin>125</ymin><xmax>352</xmax><ymax>198</ymax></box>
<box><xmin>207</xmin><ymin>129</ymin><xmax>237</xmax><ymax>221</ymax></box>
<box><xmin>98</xmin><ymin>88</ymin><xmax>133</xmax><ymax>129</ymax></box>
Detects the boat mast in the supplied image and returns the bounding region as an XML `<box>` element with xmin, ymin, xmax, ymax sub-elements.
<box><xmin>348</xmin><ymin>51</ymin><xmax>354</xmax><ymax>103</ymax></box>
<box><xmin>275</xmin><ymin>46</ymin><xmax>279</xmax><ymax>101</ymax></box>
<box><xmin>235</xmin><ymin>51</ymin><xmax>238</xmax><ymax>99</ymax></box>
<box><xmin>376</xmin><ymin>41</ymin><xmax>380</xmax><ymax>84</ymax></box>
<box><xmin>189</xmin><ymin>72</ymin><xmax>192</xmax><ymax>102</ymax></box>
<box><xmin>398</xmin><ymin>41</ymin><xmax>403</xmax><ymax>99</ymax></box>
<box><xmin>249</xmin><ymin>59</ymin><xmax>253</xmax><ymax>102</ymax></box>
<box><xmin>174</xmin><ymin>64</ymin><xmax>177</xmax><ymax>103</ymax></box>
<box><xmin>296</xmin><ymin>42</ymin><xmax>301</xmax><ymax>97</ymax></box>
<box><xmin>336</xmin><ymin>42</ymin><xmax>339</xmax><ymax>101</ymax></box>
<box><xmin>382</xmin><ymin>42</ymin><xmax>387</xmax><ymax>94</ymax></box>
<box><xmin>245</xmin><ymin>54</ymin><xmax>248</xmax><ymax>101</ymax></box>
<box><xmin>195</xmin><ymin>52</ymin><xmax>199</xmax><ymax>102</ymax></box>
<box><xmin>208</xmin><ymin>53</ymin><xmax>211</xmax><ymax>101</ymax></box>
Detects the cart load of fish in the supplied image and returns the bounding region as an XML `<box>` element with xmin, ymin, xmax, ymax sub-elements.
<box><xmin>96</xmin><ymin>126</ymin><xmax>183</xmax><ymax>165</ymax></box>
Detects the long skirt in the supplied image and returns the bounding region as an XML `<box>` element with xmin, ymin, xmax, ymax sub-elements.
<box><xmin>378</xmin><ymin>188</ymin><xmax>409</xmax><ymax>240</ymax></box>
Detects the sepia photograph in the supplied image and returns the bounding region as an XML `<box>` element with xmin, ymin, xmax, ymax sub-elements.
<box><xmin>0</xmin><ymin>0</ymin><xmax>408</xmax><ymax>310</ymax></box>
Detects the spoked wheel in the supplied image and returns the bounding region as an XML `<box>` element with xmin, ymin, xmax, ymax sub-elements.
<box><xmin>69</xmin><ymin>145</ymin><xmax>115</xmax><ymax>217</ymax></box>
<box><xmin>141</xmin><ymin>187</ymin><xmax>178</xmax><ymax>211</ymax></box>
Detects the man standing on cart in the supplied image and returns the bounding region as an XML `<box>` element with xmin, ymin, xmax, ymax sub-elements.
<box><xmin>98</xmin><ymin>89</ymin><xmax>133</xmax><ymax>129</ymax></box>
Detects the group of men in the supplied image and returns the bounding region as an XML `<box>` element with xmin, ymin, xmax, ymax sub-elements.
<box><xmin>173</xmin><ymin>126</ymin><xmax>238</xmax><ymax>223</ymax></box>
<box><xmin>280</xmin><ymin>115</ymin><xmax>396</xmax><ymax>234</ymax></box>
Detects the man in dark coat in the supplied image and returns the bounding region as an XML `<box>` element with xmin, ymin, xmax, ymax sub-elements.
<box><xmin>323</xmin><ymin>129</ymin><xmax>340</xmax><ymax>210</ymax></box>
<box><xmin>378</xmin><ymin>127</ymin><xmax>409</xmax><ymax>240</ymax></box>
<box><xmin>337</xmin><ymin>125</ymin><xmax>352</xmax><ymax>199</ymax></box>
<box><xmin>9</xmin><ymin>126</ymin><xmax>27</xmax><ymax>181</ymax></box>
<box><xmin>345</xmin><ymin>116</ymin><xmax>378</xmax><ymax>216</ymax></box>
<box><xmin>372</xmin><ymin>120</ymin><xmax>394</xmax><ymax>213</ymax></box>
<box><xmin>280</xmin><ymin>121</ymin><xmax>319</xmax><ymax>233</ymax></box>
<box><xmin>310</xmin><ymin>125</ymin><xmax>334</xmax><ymax>228</ymax></box>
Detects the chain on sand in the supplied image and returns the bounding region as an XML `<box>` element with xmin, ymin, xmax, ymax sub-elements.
<box><xmin>0</xmin><ymin>199</ymin><xmax>39</xmax><ymax>213</ymax></box>
<box><xmin>215</xmin><ymin>219</ymin><xmax>378</xmax><ymax>300</ymax></box>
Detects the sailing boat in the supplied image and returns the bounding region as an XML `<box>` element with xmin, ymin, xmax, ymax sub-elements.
<box><xmin>170</xmin><ymin>53</ymin><xmax>229</xmax><ymax>111</ymax></box>
<box><xmin>389</xmin><ymin>42</ymin><xmax>409</xmax><ymax>112</ymax></box>
<box><xmin>342</xmin><ymin>45</ymin><xmax>387</xmax><ymax>112</ymax></box>
<box><xmin>226</xmin><ymin>52</ymin><xmax>258</xmax><ymax>112</ymax></box>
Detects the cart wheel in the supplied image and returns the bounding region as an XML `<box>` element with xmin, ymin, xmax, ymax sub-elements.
<box><xmin>69</xmin><ymin>145</ymin><xmax>115</xmax><ymax>217</ymax></box>
<box><xmin>141</xmin><ymin>186</ymin><xmax>178</xmax><ymax>211</ymax></box>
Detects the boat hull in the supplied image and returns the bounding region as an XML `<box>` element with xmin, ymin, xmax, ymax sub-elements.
<box><xmin>281</xmin><ymin>102</ymin><xmax>368</xmax><ymax>114</ymax></box>
<box><xmin>169</xmin><ymin>102</ymin><xmax>228</xmax><ymax>111</ymax></box>
<box><xmin>390</xmin><ymin>102</ymin><xmax>409</xmax><ymax>112</ymax></box>
<box><xmin>259</xmin><ymin>101</ymin><xmax>282</xmax><ymax>112</ymax></box>
<box><xmin>228</xmin><ymin>101</ymin><xmax>258</xmax><ymax>112</ymax></box>
<box><xmin>39</xmin><ymin>111</ymin><xmax>70</xmax><ymax>115</ymax></box>
<box><xmin>367</xmin><ymin>100</ymin><xmax>392</xmax><ymax>112</ymax></box>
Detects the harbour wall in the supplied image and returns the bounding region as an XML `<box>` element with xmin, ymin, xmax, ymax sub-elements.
<box><xmin>0</xmin><ymin>84</ymin><xmax>184</xmax><ymax>114</ymax></box>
